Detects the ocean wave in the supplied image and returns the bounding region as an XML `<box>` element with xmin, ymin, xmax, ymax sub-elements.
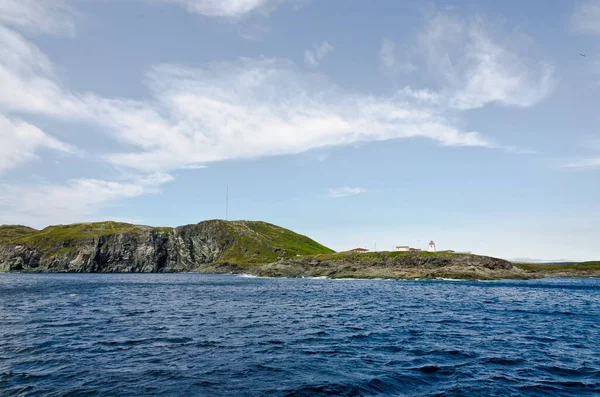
<box><xmin>2</xmin><ymin>273</ymin><xmax>598</xmax><ymax>396</ymax></box>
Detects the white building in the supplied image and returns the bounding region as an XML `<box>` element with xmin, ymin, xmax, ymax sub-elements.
<box><xmin>396</xmin><ymin>245</ymin><xmax>409</xmax><ymax>252</ymax></box>
<box><xmin>428</xmin><ymin>240</ymin><xmax>436</xmax><ymax>252</ymax></box>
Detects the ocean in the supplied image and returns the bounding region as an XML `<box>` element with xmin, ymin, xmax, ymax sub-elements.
<box><xmin>0</xmin><ymin>274</ymin><xmax>598</xmax><ymax>396</ymax></box>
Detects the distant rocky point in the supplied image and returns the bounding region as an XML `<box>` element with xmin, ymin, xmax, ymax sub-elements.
<box><xmin>0</xmin><ymin>221</ymin><xmax>598</xmax><ymax>279</ymax></box>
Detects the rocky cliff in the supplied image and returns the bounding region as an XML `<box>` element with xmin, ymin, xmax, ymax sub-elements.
<box><xmin>0</xmin><ymin>220</ymin><xmax>334</xmax><ymax>273</ymax></box>
<box><xmin>3</xmin><ymin>220</ymin><xmax>594</xmax><ymax>279</ymax></box>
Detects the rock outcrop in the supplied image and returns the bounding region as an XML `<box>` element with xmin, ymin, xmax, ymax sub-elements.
<box><xmin>236</xmin><ymin>252</ymin><xmax>527</xmax><ymax>280</ymax></box>
<box><xmin>0</xmin><ymin>220</ymin><xmax>333</xmax><ymax>273</ymax></box>
<box><xmin>3</xmin><ymin>220</ymin><xmax>594</xmax><ymax>280</ymax></box>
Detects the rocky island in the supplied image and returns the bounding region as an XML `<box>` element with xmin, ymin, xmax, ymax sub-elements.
<box><xmin>0</xmin><ymin>220</ymin><xmax>598</xmax><ymax>279</ymax></box>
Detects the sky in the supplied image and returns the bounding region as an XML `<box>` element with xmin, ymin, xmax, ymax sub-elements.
<box><xmin>0</xmin><ymin>0</ymin><xmax>599</xmax><ymax>261</ymax></box>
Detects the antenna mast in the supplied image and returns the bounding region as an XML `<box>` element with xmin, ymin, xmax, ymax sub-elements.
<box><xmin>226</xmin><ymin>185</ymin><xmax>229</xmax><ymax>221</ymax></box>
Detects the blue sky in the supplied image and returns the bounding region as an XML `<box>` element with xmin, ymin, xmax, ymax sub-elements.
<box><xmin>0</xmin><ymin>0</ymin><xmax>599</xmax><ymax>261</ymax></box>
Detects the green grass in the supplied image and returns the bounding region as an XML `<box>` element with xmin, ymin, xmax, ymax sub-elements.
<box><xmin>7</xmin><ymin>222</ymin><xmax>173</xmax><ymax>254</ymax></box>
<box><xmin>0</xmin><ymin>225</ymin><xmax>37</xmax><ymax>243</ymax></box>
<box><xmin>242</xmin><ymin>221</ymin><xmax>334</xmax><ymax>255</ymax></box>
<box><xmin>310</xmin><ymin>250</ymin><xmax>468</xmax><ymax>262</ymax></box>
<box><xmin>1</xmin><ymin>220</ymin><xmax>334</xmax><ymax>265</ymax></box>
<box><xmin>218</xmin><ymin>221</ymin><xmax>335</xmax><ymax>265</ymax></box>
<box><xmin>515</xmin><ymin>262</ymin><xmax>600</xmax><ymax>272</ymax></box>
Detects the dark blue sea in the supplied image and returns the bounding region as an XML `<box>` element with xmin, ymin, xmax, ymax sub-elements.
<box><xmin>0</xmin><ymin>274</ymin><xmax>599</xmax><ymax>396</ymax></box>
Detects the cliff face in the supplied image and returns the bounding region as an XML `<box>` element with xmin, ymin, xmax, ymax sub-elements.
<box><xmin>0</xmin><ymin>220</ymin><xmax>334</xmax><ymax>273</ymax></box>
<box><xmin>5</xmin><ymin>220</ymin><xmax>593</xmax><ymax>280</ymax></box>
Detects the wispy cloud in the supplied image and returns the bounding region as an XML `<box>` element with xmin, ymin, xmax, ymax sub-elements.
<box><xmin>0</xmin><ymin>2</ymin><xmax>545</xmax><ymax>223</ymax></box>
<box><xmin>0</xmin><ymin>174</ymin><xmax>173</xmax><ymax>227</ymax></box>
<box><xmin>562</xmin><ymin>158</ymin><xmax>600</xmax><ymax>169</ymax></box>
<box><xmin>153</xmin><ymin>0</ymin><xmax>290</xmax><ymax>19</ymax></box>
<box><xmin>327</xmin><ymin>187</ymin><xmax>368</xmax><ymax>198</ymax></box>
<box><xmin>105</xmin><ymin>58</ymin><xmax>492</xmax><ymax>172</ymax></box>
<box><xmin>0</xmin><ymin>27</ymin><xmax>493</xmax><ymax>173</ymax></box>
<box><xmin>304</xmin><ymin>41</ymin><xmax>333</xmax><ymax>68</ymax></box>
<box><xmin>571</xmin><ymin>0</ymin><xmax>600</xmax><ymax>35</ymax></box>
<box><xmin>0</xmin><ymin>114</ymin><xmax>74</xmax><ymax>174</ymax></box>
<box><xmin>379</xmin><ymin>38</ymin><xmax>417</xmax><ymax>75</ymax></box>
<box><xmin>416</xmin><ymin>14</ymin><xmax>555</xmax><ymax>110</ymax></box>
<box><xmin>0</xmin><ymin>0</ymin><xmax>76</xmax><ymax>36</ymax></box>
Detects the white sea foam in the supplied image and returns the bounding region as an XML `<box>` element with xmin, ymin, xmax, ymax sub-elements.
<box><xmin>435</xmin><ymin>278</ymin><xmax>469</xmax><ymax>282</ymax></box>
<box><xmin>237</xmin><ymin>274</ymin><xmax>286</xmax><ymax>279</ymax></box>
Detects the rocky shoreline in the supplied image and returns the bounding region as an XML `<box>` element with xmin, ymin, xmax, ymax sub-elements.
<box><xmin>203</xmin><ymin>253</ymin><xmax>531</xmax><ymax>280</ymax></box>
<box><xmin>1</xmin><ymin>221</ymin><xmax>598</xmax><ymax>280</ymax></box>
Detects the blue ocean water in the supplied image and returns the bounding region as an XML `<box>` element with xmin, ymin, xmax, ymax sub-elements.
<box><xmin>0</xmin><ymin>274</ymin><xmax>599</xmax><ymax>396</ymax></box>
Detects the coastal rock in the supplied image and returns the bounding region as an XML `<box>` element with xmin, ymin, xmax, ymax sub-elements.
<box><xmin>0</xmin><ymin>220</ymin><xmax>333</xmax><ymax>273</ymax></box>
<box><xmin>3</xmin><ymin>220</ymin><xmax>594</xmax><ymax>280</ymax></box>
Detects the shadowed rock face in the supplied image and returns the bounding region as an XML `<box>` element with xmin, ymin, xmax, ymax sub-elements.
<box><xmin>0</xmin><ymin>224</ymin><xmax>224</xmax><ymax>273</ymax></box>
<box><xmin>0</xmin><ymin>220</ymin><xmax>575</xmax><ymax>280</ymax></box>
<box><xmin>0</xmin><ymin>220</ymin><xmax>334</xmax><ymax>273</ymax></box>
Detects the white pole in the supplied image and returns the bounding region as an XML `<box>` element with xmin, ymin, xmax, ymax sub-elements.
<box><xmin>226</xmin><ymin>185</ymin><xmax>229</xmax><ymax>221</ymax></box>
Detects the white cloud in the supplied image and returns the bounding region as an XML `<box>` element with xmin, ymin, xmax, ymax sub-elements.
<box><xmin>572</xmin><ymin>0</ymin><xmax>600</xmax><ymax>35</ymax></box>
<box><xmin>153</xmin><ymin>0</ymin><xmax>285</xmax><ymax>18</ymax></box>
<box><xmin>100</xmin><ymin>58</ymin><xmax>490</xmax><ymax>172</ymax></box>
<box><xmin>0</xmin><ymin>6</ymin><xmax>535</xmax><ymax>178</ymax></box>
<box><xmin>0</xmin><ymin>114</ymin><xmax>74</xmax><ymax>174</ymax></box>
<box><xmin>0</xmin><ymin>25</ymin><xmax>81</xmax><ymax>117</ymax></box>
<box><xmin>1</xmin><ymin>6</ymin><xmax>542</xmax><ymax>180</ymax></box>
<box><xmin>328</xmin><ymin>187</ymin><xmax>368</xmax><ymax>198</ymax></box>
<box><xmin>0</xmin><ymin>0</ymin><xmax>76</xmax><ymax>35</ymax></box>
<box><xmin>304</xmin><ymin>41</ymin><xmax>333</xmax><ymax>68</ymax></box>
<box><xmin>0</xmin><ymin>25</ymin><xmax>492</xmax><ymax>174</ymax></box>
<box><xmin>0</xmin><ymin>174</ymin><xmax>173</xmax><ymax>227</ymax></box>
<box><xmin>379</xmin><ymin>38</ymin><xmax>417</xmax><ymax>74</ymax></box>
<box><xmin>0</xmin><ymin>1</ymin><xmax>546</xmax><ymax>225</ymax></box>
<box><xmin>563</xmin><ymin>158</ymin><xmax>600</xmax><ymax>169</ymax></box>
<box><xmin>416</xmin><ymin>14</ymin><xmax>555</xmax><ymax>110</ymax></box>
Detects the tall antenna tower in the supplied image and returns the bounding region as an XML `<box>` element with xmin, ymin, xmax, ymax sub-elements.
<box><xmin>226</xmin><ymin>185</ymin><xmax>229</xmax><ymax>221</ymax></box>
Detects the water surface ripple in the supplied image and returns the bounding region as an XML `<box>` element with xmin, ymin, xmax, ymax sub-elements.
<box><xmin>0</xmin><ymin>274</ymin><xmax>599</xmax><ymax>396</ymax></box>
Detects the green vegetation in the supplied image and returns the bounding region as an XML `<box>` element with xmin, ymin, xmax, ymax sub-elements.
<box><xmin>310</xmin><ymin>250</ymin><xmax>467</xmax><ymax>262</ymax></box>
<box><xmin>218</xmin><ymin>221</ymin><xmax>335</xmax><ymax>265</ymax></box>
<box><xmin>515</xmin><ymin>262</ymin><xmax>600</xmax><ymax>272</ymax></box>
<box><xmin>0</xmin><ymin>220</ymin><xmax>333</xmax><ymax>265</ymax></box>
<box><xmin>0</xmin><ymin>225</ymin><xmax>37</xmax><ymax>243</ymax></box>
<box><xmin>4</xmin><ymin>222</ymin><xmax>173</xmax><ymax>254</ymax></box>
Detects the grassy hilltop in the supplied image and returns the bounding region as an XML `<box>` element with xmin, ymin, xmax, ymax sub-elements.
<box><xmin>0</xmin><ymin>225</ymin><xmax>38</xmax><ymax>243</ymax></box>
<box><xmin>213</xmin><ymin>220</ymin><xmax>335</xmax><ymax>264</ymax></box>
<box><xmin>0</xmin><ymin>220</ymin><xmax>335</xmax><ymax>271</ymax></box>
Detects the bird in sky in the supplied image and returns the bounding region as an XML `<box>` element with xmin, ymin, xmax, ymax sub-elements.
<box><xmin>580</xmin><ymin>53</ymin><xmax>587</xmax><ymax>57</ymax></box>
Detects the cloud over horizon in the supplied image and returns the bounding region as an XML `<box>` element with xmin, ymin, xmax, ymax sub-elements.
<box><xmin>0</xmin><ymin>173</ymin><xmax>173</xmax><ymax>228</ymax></box>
